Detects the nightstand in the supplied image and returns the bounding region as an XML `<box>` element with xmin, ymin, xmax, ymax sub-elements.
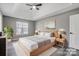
<box><xmin>54</xmin><ymin>38</ymin><xmax>66</xmax><ymax>48</ymax></box>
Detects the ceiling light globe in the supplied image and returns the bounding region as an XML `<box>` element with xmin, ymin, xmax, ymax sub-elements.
<box><xmin>33</xmin><ymin>6</ymin><xmax>36</xmax><ymax>9</ymax></box>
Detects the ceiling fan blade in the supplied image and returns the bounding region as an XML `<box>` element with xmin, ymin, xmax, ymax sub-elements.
<box><xmin>36</xmin><ymin>4</ymin><xmax>42</xmax><ymax>6</ymax></box>
<box><xmin>26</xmin><ymin>4</ymin><xmax>32</xmax><ymax>6</ymax></box>
<box><xmin>30</xmin><ymin>8</ymin><xmax>32</xmax><ymax>10</ymax></box>
<box><xmin>36</xmin><ymin>8</ymin><xmax>39</xmax><ymax>10</ymax></box>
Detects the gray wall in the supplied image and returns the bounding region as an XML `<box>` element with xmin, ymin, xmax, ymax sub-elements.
<box><xmin>35</xmin><ymin>17</ymin><xmax>56</xmax><ymax>32</ymax></box>
<box><xmin>3</xmin><ymin>16</ymin><xmax>35</xmax><ymax>39</ymax></box>
<box><xmin>36</xmin><ymin>8</ymin><xmax>79</xmax><ymax>40</ymax></box>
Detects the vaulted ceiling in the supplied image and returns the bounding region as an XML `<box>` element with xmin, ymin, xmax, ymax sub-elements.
<box><xmin>0</xmin><ymin>3</ymin><xmax>79</xmax><ymax>21</ymax></box>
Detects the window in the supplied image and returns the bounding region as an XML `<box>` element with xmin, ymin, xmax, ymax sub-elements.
<box><xmin>16</xmin><ymin>22</ymin><xmax>28</xmax><ymax>35</ymax></box>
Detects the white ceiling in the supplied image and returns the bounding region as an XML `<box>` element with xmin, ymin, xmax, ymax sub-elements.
<box><xmin>0</xmin><ymin>3</ymin><xmax>79</xmax><ymax>21</ymax></box>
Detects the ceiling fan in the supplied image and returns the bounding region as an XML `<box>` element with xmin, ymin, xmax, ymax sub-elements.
<box><xmin>26</xmin><ymin>3</ymin><xmax>42</xmax><ymax>10</ymax></box>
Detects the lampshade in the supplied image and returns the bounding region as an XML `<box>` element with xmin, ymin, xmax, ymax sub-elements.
<box><xmin>59</xmin><ymin>29</ymin><xmax>66</xmax><ymax>35</ymax></box>
<box><xmin>35</xmin><ymin>30</ymin><xmax>38</xmax><ymax>32</ymax></box>
<box><xmin>59</xmin><ymin>29</ymin><xmax>65</xmax><ymax>31</ymax></box>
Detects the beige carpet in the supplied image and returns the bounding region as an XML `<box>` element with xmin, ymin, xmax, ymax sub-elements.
<box><xmin>13</xmin><ymin>42</ymin><xmax>27</xmax><ymax>56</ymax></box>
<box><xmin>39</xmin><ymin>47</ymin><xmax>57</xmax><ymax>56</ymax></box>
<box><xmin>11</xmin><ymin>42</ymin><xmax>57</xmax><ymax>56</ymax></box>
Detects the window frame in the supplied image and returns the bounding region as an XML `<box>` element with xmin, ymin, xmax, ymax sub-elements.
<box><xmin>16</xmin><ymin>21</ymin><xmax>28</xmax><ymax>35</ymax></box>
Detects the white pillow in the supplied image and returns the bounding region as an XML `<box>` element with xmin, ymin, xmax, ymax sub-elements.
<box><xmin>44</xmin><ymin>32</ymin><xmax>51</xmax><ymax>37</ymax></box>
<box><xmin>39</xmin><ymin>32</ymin><xmax>44</xmax><ymax>36</ymax></box>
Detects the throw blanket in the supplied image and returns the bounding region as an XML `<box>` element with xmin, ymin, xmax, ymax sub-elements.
<box><xmin>19</xmin><ymin>35</ymin><xmax>54</xmax><ymax>52</ymax></box>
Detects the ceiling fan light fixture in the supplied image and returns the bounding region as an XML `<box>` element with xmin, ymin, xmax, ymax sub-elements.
<box><xmin>26</xmin><ymin>3</ymin><xmax>42</xmax><ymax>10</ymax></box>
<box><xmin>36</xmin><ymin>8</ymin><xmax>39</xmax><ymax>10</ymax></box>
<box><xmin>33</xmin><ymin>6</ymin><xmax>36</xmax><ymax>9</ymax></box>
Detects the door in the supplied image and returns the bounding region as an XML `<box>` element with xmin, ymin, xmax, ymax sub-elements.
<box><xmin>0</xmin><ymin>12</ymin><xmax>2</xmax><ymax>32</ymax></box>
<box><xmin>70</xmin><ymin>14</ymin><xmax>79</xmax><ymax>49</ymax></box>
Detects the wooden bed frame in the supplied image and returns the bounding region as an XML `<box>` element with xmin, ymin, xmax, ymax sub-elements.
<box><xmin>18</xmin><ymin>41</ymin><xmax>54</xmax><ymax>56</ymax></box>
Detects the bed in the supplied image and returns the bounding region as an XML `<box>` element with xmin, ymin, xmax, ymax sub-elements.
<box><xmin>18</xmin><ymin>32</ymin><xmax>55</xmax><ymax>56</ymax></box>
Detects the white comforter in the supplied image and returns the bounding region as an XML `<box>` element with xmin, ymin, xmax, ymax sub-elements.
<box><xmin>19</xmin><ymin>35</ymin><xmax>54</xmax><ymax>52</ymax></box>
